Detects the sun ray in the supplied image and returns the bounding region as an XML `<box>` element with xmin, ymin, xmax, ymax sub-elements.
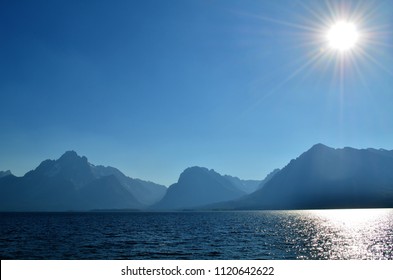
<box><xmin>357</xmin><ymin>47</ymin><xmax>393</xmax><ymax>77</ymax></box>
<box><xmin>250</xmin><ymin>49</ymin><xmax>326</xmax><ymax>107</ymax></box>
<box><xmin>237</xmin><ymin>11</ymin><xmax>322</xmax><ymax>33</ymax></box>
<box><xmin>227</xmin><ymin>0</ymin><xmax>392</xmax><ymax>131</ymax></box>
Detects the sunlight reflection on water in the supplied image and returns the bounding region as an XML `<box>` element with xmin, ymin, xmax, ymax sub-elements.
<box><xmin>292</xmin><ymin>209</ymin><xmax>393</xmax><ymax>259</ymax></box>
<box><xmin>1</xmin><ymin>209</ymin><xmax>392</xmax><ymax>259</ymax></box>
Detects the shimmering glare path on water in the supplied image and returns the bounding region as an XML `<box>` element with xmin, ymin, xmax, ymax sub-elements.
<box><xmin>281</xmin><ymin>209</ymin><xmax>393</xmax><ymax>259</ymax></box>
<box><xmin>0</xmin><ymin>209</ymin><xmax>392</xmax><ymax>259</ymax></box>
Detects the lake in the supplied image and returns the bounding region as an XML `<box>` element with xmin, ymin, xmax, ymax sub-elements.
<box><xmin>1</xmin><ymin>209</ymin><xmax>392</xmax><ymax>259</ymax></box>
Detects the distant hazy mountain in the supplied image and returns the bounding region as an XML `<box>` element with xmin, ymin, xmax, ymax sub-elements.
<box><xmin>227</xmin><ymin>144</ymin><xmax>393</xmax><ymax>210</ymax></box>
<box><xmin>0</xmin><ymin>151</ymin><xmax>166</xmax><ymax>211</ymax></box>
<box><xmin>0</xmin><ymin>170</ymin><xmax>12</xmax><ymax>178</ymax></box>
<box><xmin>153</xmin><ymin>167</ymin><xmax>246</xmax><ymax>210</ymax></box>
<box><xmin>222</xmin><ymin>168</ymin><xmax>279</xmax><ymax>194</ymax></box>
<box><xmin>223</xmin><ymin>176</ymin><xmax>261</xmax><ymax>194</ymax></box>
<box><xmin>91</xmin><ymin>165</ymin><xmax>166</xmax><ymax>205</ymax></box>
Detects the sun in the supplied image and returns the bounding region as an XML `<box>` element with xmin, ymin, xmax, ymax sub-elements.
<box><xmin>327</xmin><ymin>21</ymin><xmax>359</xmax><ymax>51</ymax></box>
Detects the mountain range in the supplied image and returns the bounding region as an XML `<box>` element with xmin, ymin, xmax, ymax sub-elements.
<box><xmin>0</xmin><ymin>151</ymin><xmax>166</xmax><ymax>211</ymax></box>
<box><xmin>214</xmin><ymin>144</ymin><xmax>393</xmax><ymax>210</ymax></box>
<box><xmin>152</xmin><ymin>167</ymin><xmax>279</xmax><ymax>210</ymax></box>
<box><xmin>1</xmin><ymin>144</ymin><xmax>393</xmax><ymax>211</ymax></box>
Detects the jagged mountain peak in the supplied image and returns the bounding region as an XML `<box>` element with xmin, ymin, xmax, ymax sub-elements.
<box><xmin>59</xmin><ymin>150</ymin><xmax>79</xmax><ymax>158</ymax></box>
<box><xmin>0</xmin><ymin>170</ymin><xmax>13</xmax><ymax>178</ymax></box>
<box><xmin>182</xmin><ymin>166</ymin><xmax>212</xmax><ymax>173</ymax></box>
<box><xmin>27</xmin><ymin>150</ymin><xmax>94</xmax><ymax>185</ymax></box>
<box><xmin>58</xmin><ymin>150</ymin><xmax>88</xmax><ymax>164</ymax></box>
<box><xmin>179</xmin><ymin>166</ymin><xmax>215</xmax><ymax>179</ymax></box>
<box><xmin>0</xmin><ymin>151</ymin><xmax>167</xmax><ymax>211</ymax></box>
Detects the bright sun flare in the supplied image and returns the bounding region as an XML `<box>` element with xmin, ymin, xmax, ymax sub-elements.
<box><xmin>327</xmin><ymin>21</ymin><xmax>359</xmax><ymax>51</ymax></box>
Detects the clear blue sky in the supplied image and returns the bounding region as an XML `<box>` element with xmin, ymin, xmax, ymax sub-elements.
<box><xmin>1</xmin><ymin>0</ymin><xmax>392</xmax><ymax>186</ymax></box>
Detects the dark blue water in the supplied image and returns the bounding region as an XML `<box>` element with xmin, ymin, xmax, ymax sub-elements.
<box><xmin>1</xmin><ymin>209</ymin><xmax>392</xmax><ymax>259</ymax></box>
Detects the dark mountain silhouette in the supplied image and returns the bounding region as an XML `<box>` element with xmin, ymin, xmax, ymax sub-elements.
<box><xmin>0</xmin><ymin>170</ymin><xmax>12</xmax><ymax>178</ymax></box>
<box><xmin>256</xmin><ymin>168</ymin><xmax>280</xmax><ymax>189</ymax></box>
<box><xmin>0</xmin><ymin>151</ymin><xmax>166</xmax><ymax>211</ymax></box>
<box><xmin>2</xmin><ymin>144</ymin><xmax>393</xmax><ymax>211</ymax></box>
<box><xmin>153</xmin><ymin>166</ymin><xmax>246</xmax><ymax>210</ymax></box>
<box><xmin>225</xmin><ymin>144</ymin><xmax>393</xmax><ymax>210</ymax></box>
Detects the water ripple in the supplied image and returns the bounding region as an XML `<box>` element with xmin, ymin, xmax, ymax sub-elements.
<box><xmin>0</xmin><ymin>209</ymin><xmax>392</xmax><ymax>259</ymax></box>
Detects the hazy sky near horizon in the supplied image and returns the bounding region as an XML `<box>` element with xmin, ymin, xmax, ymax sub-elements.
<box><xmin>1</xmin><ymin>0</ymin><xmax>392</xmax><ymax>186</ymax></box>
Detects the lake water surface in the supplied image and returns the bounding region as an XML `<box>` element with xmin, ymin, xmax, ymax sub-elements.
<box><xmin>1</xmin><ymin>209</ymin><xmax>392</xmax><ymax>259</ymax></box>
